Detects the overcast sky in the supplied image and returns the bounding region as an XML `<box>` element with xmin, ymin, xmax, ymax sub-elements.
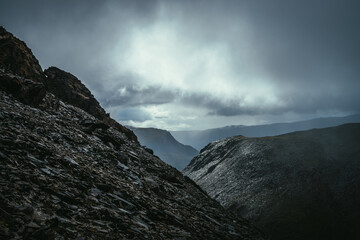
<box><xmin>1</xmin><ymin>0</ymin><xmax>359</xmax><ymax>130</ymax></box>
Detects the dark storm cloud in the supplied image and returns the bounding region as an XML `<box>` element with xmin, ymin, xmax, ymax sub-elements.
<box><xmin>100</xmin><ymin>83</ymin><xmax>176</xmax><ymax>108</ymax></box>
<box><xmin>181</xmin><ymin>87</ymin><xmax>360</xmax><ymax>117</ymax></box>
<box><xmin>0</xmin><ymin>0</ymin><xmax>158</xmax><ymax>83</ymax></box>
<box><xmin>179</xmin><ymin>92</ymin><xmax>271</xmax><ymax>116</ymax></box>
<box><xmin>1</xmin><ymin>0</ymin><xmax>359</xmax><ymax>128</ymax></box>
<box><xmin>161</xmin><ymin>0</ymin><xmax>360</xmax><ymax>115</ymax></box>
<box><xmin>242</xmin><ymin>0</ymin><xmax>360</xmax><ymax>84</ymax></box>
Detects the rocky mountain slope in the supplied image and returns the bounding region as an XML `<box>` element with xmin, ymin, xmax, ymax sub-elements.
<box><xmin>129</xmin><ymin>127</ymin><xmax>198</xmax><ymax>170</ymax></box>
<box><xmin>172</xmin><ymin>115</ymin><xmax>360</xmax><ymax>150</ymax></box>
<box><xmin>0</xmin><ymin>26</ymin><xmax>265</xmax><ymax>239</ymax></box>
<box><xmin>183</xmin><ymin>124</ymin><xmax>360</xmax><ymax>240</ymax></box>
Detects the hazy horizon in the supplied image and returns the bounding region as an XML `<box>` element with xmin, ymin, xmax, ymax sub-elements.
<box><xmin>1</xmin><ymin>0</ymin><xmax>359</xmax><ymax>130</ymax></box>
<box><xmin>128</xmin><ymin>114</ymin><xmax>360</xmax><ymax>132</ymax></box>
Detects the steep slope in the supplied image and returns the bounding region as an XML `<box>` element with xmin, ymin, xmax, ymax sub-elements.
<box><xmin>129</xmin><ymin>127</ymin><xmax>199</xmax><ymax>170</ymax></box>
<box><xmin>183</xmin><ymin>124</ymin><xmax>360</xmax><ymax>240</ymax></box>
<box><xmin>172</xmin><ymin>115</ymin><xmax>360</xmax><ymax>150</ymax></box>
<box><xmin>0</xmin><ymin>26</ymin><xmax>265</xmax><ymax>239</ymax></box>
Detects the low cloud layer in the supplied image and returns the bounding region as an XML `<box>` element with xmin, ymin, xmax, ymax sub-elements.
<box><xmin>1</xmin><ymin>0</ymin><xmax>359</xmax><ymax>130</ymax></box>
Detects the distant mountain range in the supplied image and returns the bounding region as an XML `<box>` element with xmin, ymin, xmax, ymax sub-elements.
<box><xmin>172</xmin><ymin>115</ymin><xmax>360</xmax><ymax>150</ymax></box>
<box><xmin>128</xmin><ymin>127</ymin><xmax>199</xmax><ymax>170</ymax></box>
<box><xmin>183</xmin><ymin>123</ymin><xmax>360</xmax><ymax>240</ymax></box>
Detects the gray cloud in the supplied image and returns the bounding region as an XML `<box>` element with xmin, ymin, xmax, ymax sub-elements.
<box><xmin>0</xmin><ymin>0</ymin><xmax>158</xmax><ymax>78</ymax></box>
<box><xmin>181</xmin><ymin>88</ymin><xmax>360</xmax><ymax>117</ymax></box>
<box><xmin>101</xmin><ymin>84</ymin><xmax>176</xmax><ymax>108</ymax></box>
<box><xmin>1</xmin><ymin>0</ymin><xmax>359</xmax><ymax>129</ymax></box>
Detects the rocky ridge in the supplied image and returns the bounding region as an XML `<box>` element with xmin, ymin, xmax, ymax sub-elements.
<box><xmin>0</xmin><ymin>26</ymin><xmax>265</xmax><ymax>239</ymax></box>
<box><xmin>42</xmin><ymin>66</ymin><xmax>137</xmax><ymax>142</ymax></box>
<box><xmin>183</xmin><ymin>125</ymin><xmax>360</xmax><ymax>240</ymax></box>
<box><xmin>0</xmin><ymin>25</ymin><xmax>136</xmax><ymax>142</ymax></box>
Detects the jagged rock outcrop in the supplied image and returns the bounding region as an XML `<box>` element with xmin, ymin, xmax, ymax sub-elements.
<box><xmin>0</xmin><ymin>26</ymin><xmax>44</xmax><ymax>81</ymax></box>
<box><xmin>183</xmin><ymin>125</ymin><xmax>360</xmax><ymax>240</ymax></box>
<box><xmin>42</xmin><ymin>66</ymin><xmax>137</xmax><ymax>142</ymax></box>
<box><xmin>0</xmin><ymin>70</ymin><xmax>46</xmax><ymax>106</ymax></box>
<box><xmin>43</xmin><ymin>66</ymin><xmax>106</xmax><ymax>120</ymax></box>
<box><xmin>129</xmin><ymin>127</ymin><xmax>199</xmax><ymax>170</ymax></box>
<box><xmin>0</xmin><ymin>26</ymin><xmax>265</xmax><ymax>239</ymax></box>
<box><xmin>0</xmin><ymin>26</ymin><xmax>136</xmax><ymax>142</ymax></box>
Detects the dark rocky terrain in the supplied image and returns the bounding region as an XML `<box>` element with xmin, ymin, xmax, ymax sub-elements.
<box><xmin>129</xmin><ymin>127</ymin><xmax>198</xmax><ymax>170</ymax></box>
<box><xmin>183</xmin><ymin>124</ymin><xmax>360</xmax><ymax>240</ymax></box>
<box><xmin>0</xmin><ymin>27</ymin><xmax>43</xmax><ymax>80</ymax></box>
<box><xmin>172</xmin><ymin>115</ymin><xmax>360</xmax><ymax>150</ymax></box>
<box><xmin>0</xmin><ymin>26</ymin><xmax>265</xmax><ymax>239</ymax></box>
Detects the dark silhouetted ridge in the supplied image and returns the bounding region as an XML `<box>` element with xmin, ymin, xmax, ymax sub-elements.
<box><xmin>129</xmin><ymin>127</ymin><xmax>199</xmax><ymax>170</ymax></box>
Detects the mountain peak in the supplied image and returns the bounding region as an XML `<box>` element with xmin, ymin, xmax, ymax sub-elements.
<box><xmin>44</xmin><ymin>66</ymin><xmax>106</xmax><ymax>120</ymax></box>
<box><xmin>0</xmin><ymin>26</ymin><xmax>44</xmax><ymax>80</ymax></box>
<box><xmin>0</xmin><ymin>26</ymin><xmax>137</xmax><ymax>142</ymax></box>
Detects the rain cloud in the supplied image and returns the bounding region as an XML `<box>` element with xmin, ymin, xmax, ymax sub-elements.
<box><xmin>1</xmin><ymin>0</ymin><xmax>359</xmax><ymax>130</ymax></box>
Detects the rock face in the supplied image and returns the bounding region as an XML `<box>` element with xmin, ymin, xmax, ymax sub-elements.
<box><xmin>129</xmin><ymin>127</ymin><xmax>199</xmax><ymax>170</ymax></box>
<box><xmin>43</xmin><ymin>66</ymin><xmax>107</xmax><ymax>120</ymax></box>
<box><xmin>0</xmin><ymin>70</ymin><xmax>46</xmax><ymax>106</ymax></box>
<box><xmin>42</xmin><ymin>66</ymin><xmax>137</xmax><ymax>142</ymax></box>
<box><xmin>183</xmin><ymin>124</ymin><xmax>360</xmax><ymax>240</ymax></box>
<box><xmin>0</xmin><ymin>26</ymin><xmax>44</xmax><ymax>80</ymax></box>
<box><xmin>0</xmin><ymin>26</ymin><xmax>265</xmax><ymax>239</ymax></box>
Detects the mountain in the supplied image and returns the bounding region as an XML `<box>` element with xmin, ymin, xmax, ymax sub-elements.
<box><xmin>183</xmin><ymin>124</ymin><xmax>360</xmax><ymax>240</ymax></box>
<box><xmin>172</xmin><ymin>115</ymin><xmax>360</xmax><ymax>150</ymax></box>
<box><xmin>128</xmin><ymin>127</ymin><xmax>199</xmax><ymax>170</ymax></box>
<box><xmin>0</xmin><ymin>26</ymin><xmax>265</xmax><ymax>239</ymax></box>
